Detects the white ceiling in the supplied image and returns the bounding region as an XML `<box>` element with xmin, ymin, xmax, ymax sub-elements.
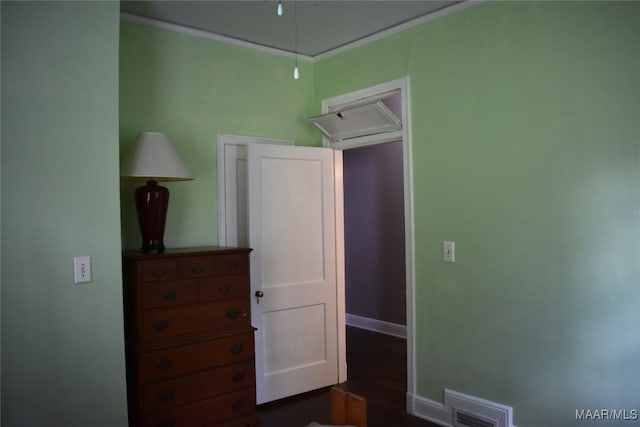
<box><xmin>120</xmin><ymin>0</ymin><xmax>463</xmax><ymax>58</ymax></box>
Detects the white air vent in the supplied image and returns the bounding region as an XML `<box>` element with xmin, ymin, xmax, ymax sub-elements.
<box><xmin>308</xmin><ymin>101</ymin><xmax>402</xmax><ymax>143</ymax></box>
<box><xmin>454</xmin><ymin>407</ymin><xmax>498</xmax><ymax>427</ymax></box>
<box><xmin>445</xmin><ymin>389</ymin><xmax>513</xmax><ymax>427</ymax></box>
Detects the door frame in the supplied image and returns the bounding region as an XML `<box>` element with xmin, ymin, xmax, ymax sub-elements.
<box><xmin>321</xmin><ymin>77</ymin><xmax>416</xmax><ymax>405</ymax></box>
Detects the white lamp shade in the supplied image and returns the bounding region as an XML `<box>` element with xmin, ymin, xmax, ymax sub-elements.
<box><xmin>121</xmin><ymin>132</ymin><xmax>193</xmax><ymax>181</ymax></box>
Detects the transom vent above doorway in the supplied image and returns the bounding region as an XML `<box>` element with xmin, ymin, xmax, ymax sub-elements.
<box><xmin>308</xmin><ymin>99</ymin><xmax>402</xmax><ymax>143</ymax></box>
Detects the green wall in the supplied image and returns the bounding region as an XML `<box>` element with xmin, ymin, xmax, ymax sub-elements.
<box><xmin>1</xmin><ymin>2</ymin><xmax>127</xmax><ymax>426</ymax></box>
<box><xmin>119</xmin><ymin>21</ymin><xmax>318</xmax><ymax>249</ymax></box>
<box><xmin>315</xmin><ymin>1</ymin><xmax>640</xmax><ymax>426</ymax></box>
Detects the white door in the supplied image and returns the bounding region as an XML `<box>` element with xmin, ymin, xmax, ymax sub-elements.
<box><xmin>247</xmin><ymin>143</ymin><xmax>338</xmax><ymax>404</ymax></box>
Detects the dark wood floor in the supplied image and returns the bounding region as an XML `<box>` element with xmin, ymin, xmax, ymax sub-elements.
<box><xmin>258</xmin><ymin>326</ymin><xmax>440</xmax><ymax>427</ymax></box>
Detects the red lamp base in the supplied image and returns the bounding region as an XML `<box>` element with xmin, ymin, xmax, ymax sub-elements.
<box><xmin>135</xmin><ymin>180</ymin><xmax>169</xmax><ymax>253</ymax></box>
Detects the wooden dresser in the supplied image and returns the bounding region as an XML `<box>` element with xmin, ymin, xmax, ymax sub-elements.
<box><xmin>122</xmin><ymin>246</ymin><xmax>259</xmax><ymax>427</ymax></box>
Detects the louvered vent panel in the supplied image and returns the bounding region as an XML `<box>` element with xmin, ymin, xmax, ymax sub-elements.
<box><xmin>445</xmin><ymin>389</ymin><xmax>512</xmax><ymax>427</ymax></box>
<box><xmin>454</xmin><ymin>408</ymin><xmax>497</xmax><ymax>427</ymax></box>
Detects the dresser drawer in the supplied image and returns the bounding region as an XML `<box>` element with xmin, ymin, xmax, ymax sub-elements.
<box><xmin>143</xmin><ymin>387</ymin><xmax>256</xmax><ymax>427</ymax></box>
<box><xmin>140</xmin><ymin>299</ymin><xmax>249</xmax><ymax>342</ymax></box>
<box><xmin>138</xmin><ymin>261</ymin><xmax>178</xmax><ymax>283</ymax></box>
<box><xmin>138</xmin><ymin>332</ymin><xmax>255</xmax><ymax>382</ymax></box>
<box><xmin>178</xmin><ymin>256</ymin><xmax>215</xmax><ymax>278</ymax></box>
<box><xmin>215</xmin><ymin>254</ymin><xmax>249</xmax><ymax>275</ymax></box>
<box><xmin>143</xmin><ymin>361</ymin><xmax>255</xmax><ymax>413</ymax></box>
<box><xmin>139</xmin><ymin>281</ymin><xmax>198</xmax><ymax>310</ymax></box>
<box><xmin>200</xmin><ymin>275</ymin><xmax>250</xmax><ymax>302</ymax></box>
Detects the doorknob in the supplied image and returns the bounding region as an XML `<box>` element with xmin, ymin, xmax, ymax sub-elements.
<box><xmin>255</xmin><ymin>290</ymin><xmax>264</xmax><ymax>304</ymax></box>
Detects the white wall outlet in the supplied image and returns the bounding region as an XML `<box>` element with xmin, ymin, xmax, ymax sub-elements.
<box><xmin>443</xmin><ymin>241</ymin><xmax>455</xmax><ymax>263</ymax></box>
<box><xmin>74</xmin><ymin>256</ymin><xmax>92</xmax><ymax>284</ymax></box>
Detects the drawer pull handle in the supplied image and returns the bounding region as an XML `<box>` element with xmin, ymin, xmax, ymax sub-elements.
<box><xmin>226</xmin><ymin>309</ymin><xmax>240</xmax><ymax>319</ymax></box>
<box><xmin>226</xmin><ymin>262</ymin><xmax>239</xmax><ymax>271</ymax></box>
<box><xmin>152</xmin><ymin>320</ymin><xmax>168</xmax><ymax>332</ymax></box>
<box><xmin>231</xmin><ymin>372</ymin><xmax>246</xmax><ymax>383</ymax></box>
<box><xmin>153</xmin><ymin>270</ymin><xmax>166</xmax><ymax>278</ymax></box>
<box><xmin>159</xmin><ymin>418</ymin><xmax>175</xmax><ymax>427</ymax></box>
<box><xmin>232</xmin><ymin>399</ymin><xmax>246</xmax><ymax>411</ymax></box>
<box><xmin>218</xmin><ymin>286</ymin><xmax>231</xmax><ymax>295</ymax></box>
<box><xmin>191</xmin><ymin>265</ymin><xmax>204</xmax><ymax>274</ymax></box>
<box><xmin>158</xmin><ymin>389</ymin><xmax>175</xmax><ymax>402</ymax></box>
<box><xmin>156</xmin><ymin>358</ymin><xmax>173</xmax><ymax>371</ymax></box>
<box><xmin>163</xmin><ymin>290</ymin><xmax>176</xmax><ymax>301</ymax></box>
<box><xmin>229</xmin><ymin>344</ymin><xmax>244</xmax><ymax>355</ymax></box>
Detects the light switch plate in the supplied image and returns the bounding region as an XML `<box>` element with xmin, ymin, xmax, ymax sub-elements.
<box><xmin>74</xmin><ymin>256</ymin><xmax>92</xmax><ymax>284</ymax></box>
<box><xmin>443</xmin><ymin>241</ymin><xmax>455</xmax><ymax>263</ymax></box>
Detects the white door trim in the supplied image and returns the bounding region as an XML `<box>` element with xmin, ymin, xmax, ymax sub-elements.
<box><xmin>333</xmin><ymin>150</ymin><xmax>347</xmax><ymax>383</ymax></box>
<box><xmin>216</xmin><ymin>134</ymin><xmax>294</xmax><ymax>247</ymax></box>
<box><xmin>321</xmin><ymin>77</ymin><xmax>416</xmax><ymax>403</ymax></box>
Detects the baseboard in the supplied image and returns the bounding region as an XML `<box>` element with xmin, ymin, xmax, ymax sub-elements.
<box><xmin>345</xmin><ymin>313</ymin><xmax>407</xmax><ymax>339</ymax></box>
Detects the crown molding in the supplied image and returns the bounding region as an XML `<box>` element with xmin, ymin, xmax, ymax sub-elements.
<box><xmin>121</xmin><ymin>1</ymin><xmax>483</xmax><ymax>63</ymax></box>
<box><xmin>314</xmin><ymin>0</ymin><xmax>485</xmax><ymax>61</ymax></box>
<box><xmin>120</xmin><ymin>12</ymin><xmax>314</xmax><ymax>63</ymax></box>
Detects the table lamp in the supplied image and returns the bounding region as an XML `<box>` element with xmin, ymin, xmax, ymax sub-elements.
<box><xmin>121</xmin><ymin>132</ymin><xmax>193</xmax><ymax>253</ymax></box>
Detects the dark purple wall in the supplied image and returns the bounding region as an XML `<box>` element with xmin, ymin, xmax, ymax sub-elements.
<box><xmin>343</xmin><ymin>140</ymin><xmax>406</xmax><ymax>325</ymax></box>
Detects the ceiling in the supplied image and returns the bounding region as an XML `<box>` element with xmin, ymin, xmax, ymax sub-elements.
<box><xmin>120</xmin><ymin>0</ymin><xmax>463</xmax><ymax>58</ymax></box>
